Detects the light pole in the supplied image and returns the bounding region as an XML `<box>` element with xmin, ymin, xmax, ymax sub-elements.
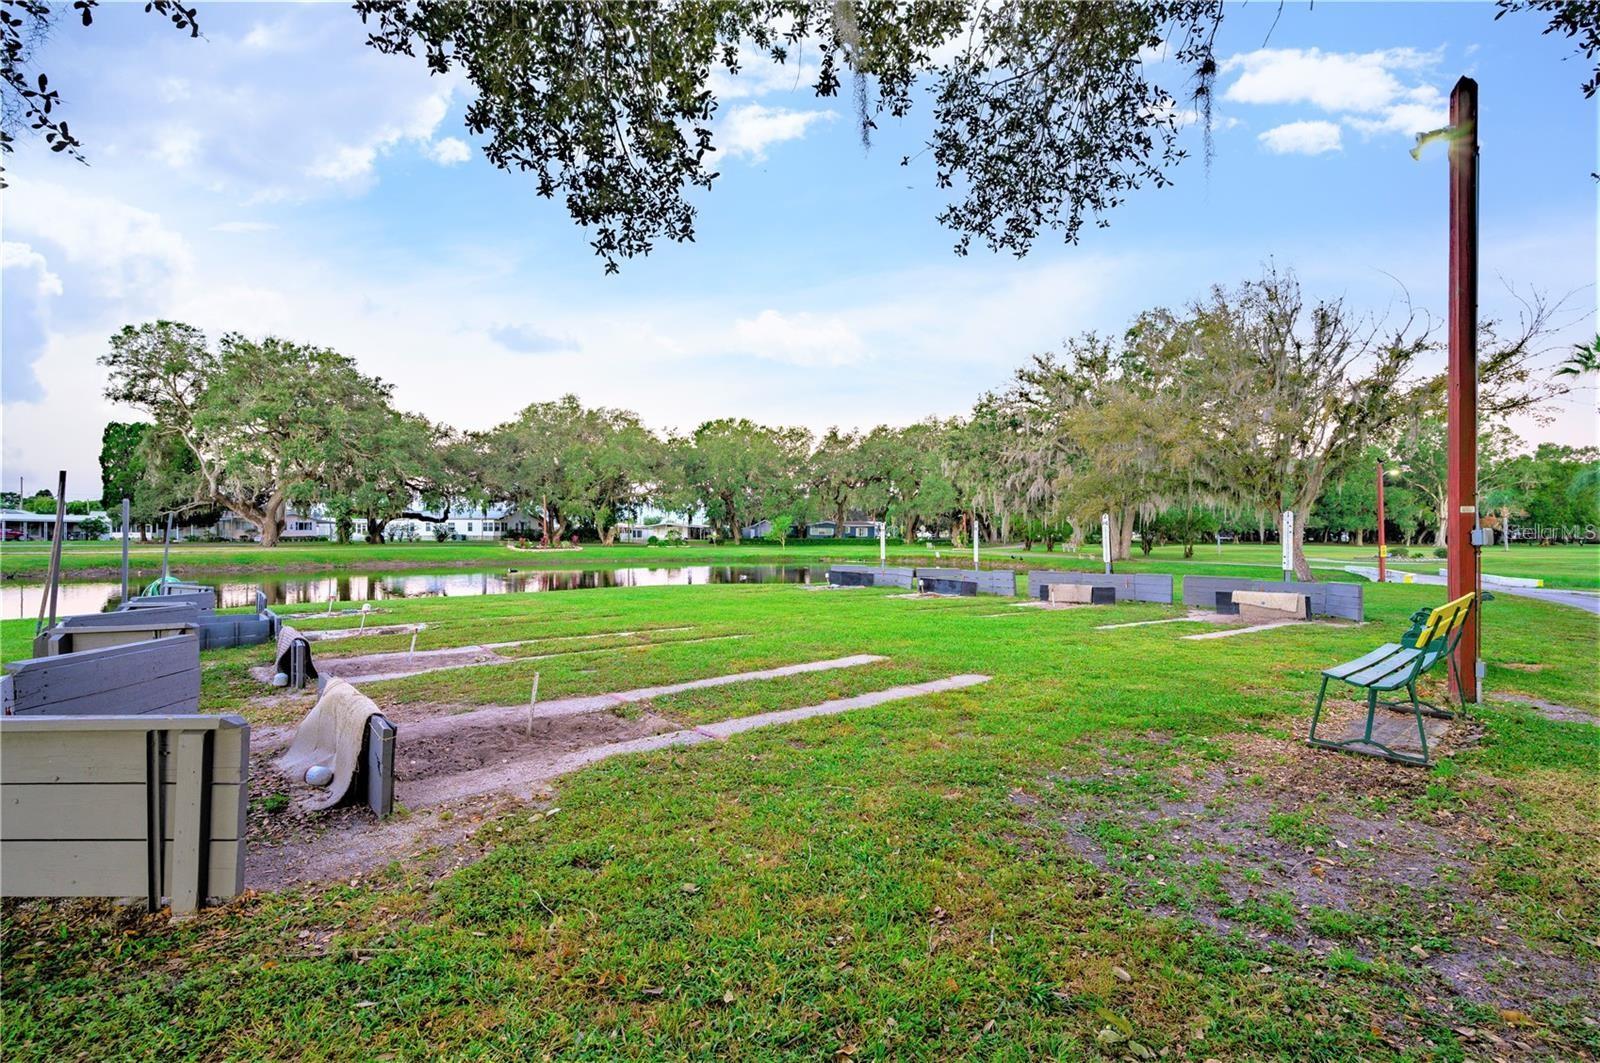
<box><xmin>1101</xmin><ymin>512</ymin><xmax>1112</xmax><ymax>575</ymax></box>
<box><xmin>1376</xmin><ymin>461</ymin><xmax>1388</xmax><ymax>584</ymax></box>
<box><xmin>1445</xmin><ymin>77</ymin><xmax>1481</xmax><ymax>704</ymax></box>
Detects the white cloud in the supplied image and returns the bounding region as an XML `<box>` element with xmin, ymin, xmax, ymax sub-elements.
<box><xmin>1222</xmin><ymin>46</ymin><xmax>1448</xmax><ymax>144</ymax></box>
<box><xmin>1258</xmin><ymin>120</ymin><xmax>1343</xmax><ymax>156</ymax></box>
<box><xmin>304</xmin><ymin>81</ymin><xmax>458</xmax><ymax>187</ymax></box>
<box><xmin>708</xmin><ymin>47</ymin><xmax>821</xmax><ymax>101</ymax></box>
<box><xmin>1</xmin><ymin>242</ymin><xmax>64</xmax><ymax>297</ymax></box>
<box><xmin>38</xmin><ymin>4</ymin><xmax>467</xmax><ymax>202</ymax></box>
<box><xmin>151</xmin><ymin>126</ymin><xmax>202</xmax><ymax>169</ymax></box>
<box><xmin>1222</xmin><ymin>47</ymin><xmax>1436</xmax><ymax>112</ymax></box>
<box><xmin>2</xmin><ymin>180</ymin><xmax>193</xmax><ymax>299</ymax></box>
<box><xmin>426</xmin><ymin>137</ymin><xmax>472</xmax><ymax>165</ymax></box>
<box><xmin>241</xmin><ymin>20</ymin><xmax>292</xmax><ymax>51</ymax></box>
<box><xmin>720</xmin><ymin>105</ymin><xmax>834</xmax><ymax>162</ymax></box>
<box><xmin>730</xmin><ymin>309</ymin><xmax>865</xmax><ymax>366</ymax></box>
<box><xmin>1346</xmin><ymin>99</ymin><xmax>1448</xmax><ymax>137</ymax></box>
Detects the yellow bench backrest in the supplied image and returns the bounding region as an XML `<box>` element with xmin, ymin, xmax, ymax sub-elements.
<box><xmin>1414</xmin><ymin>592</ymin><xmax>1475</xmax><ymax>647</ymax></box>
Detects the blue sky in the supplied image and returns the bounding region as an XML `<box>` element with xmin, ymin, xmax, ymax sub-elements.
<box><xmin>2</xmin><ymin>1</ymin><xmax>1595</xmax><ymax>499</ymax></box>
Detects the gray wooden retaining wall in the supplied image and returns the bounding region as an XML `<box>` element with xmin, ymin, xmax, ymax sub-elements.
<box><xmin>1181</xmin><ymin>576</ymin><xmax>1364</xmax><ymax>621</ymax></box>
<box><xmin>34</xmin><ymin>606</ymin><xmax>198</xmax><ymax>657</ymax></box>
<box><xmin>826</xmin><ymin>564</ymin><xmax>917</xmax><ymax>589</ymax></box>
<box><xmin>1026</xmin><ymin>571</ymin><xmax>1173</xmax><ymax>604</ymax></box>
<box><xmin>0</xmin><ymin>713</ymin><xmax>249</xmax><ymax>912</ymax></box>
<box><xmin>120</xmin><ymin>589</ymin><xmax>279</xmax><ymax>650</ymax></box>
<box><xmin>915</xmin><ymin>568</ymin><xmax>1017</xmax><ymax>596</ymax></box>
<box><xmin>124</xmin><ymin>588</ymin><xmax>217</xmax><ymax>615</ymax></box>
<box><xmin>3</xmin><ymin>636</ymin><xmax>202</xmax><ymax>717</ymax></box>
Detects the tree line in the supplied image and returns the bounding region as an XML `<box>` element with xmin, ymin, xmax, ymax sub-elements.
<box><xmin>98</xmin><ymin>267</ymin><xmax>1593</xmax><ymax>573</ymax></box>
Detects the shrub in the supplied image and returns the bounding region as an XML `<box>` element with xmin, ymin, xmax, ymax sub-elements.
<box><xmin>647</xmin><ymin>535</ymin><xmax>659</xmax><ymax>545</ymax></box>
<box><xmin>1433</xmin><ymin>546</ymin><xmax>1448</xmax><ymax>558</ymax></box>
<box><xmin>1389</xmin><ymin>547</ymin><xmax>1409</xmax><ymax>558</ymax></box>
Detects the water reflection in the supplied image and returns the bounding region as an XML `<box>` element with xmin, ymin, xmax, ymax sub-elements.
<box><xmin>3</xmin><ymin>565</ymin><xmax>818</xmax><ymax>620</ymax></box>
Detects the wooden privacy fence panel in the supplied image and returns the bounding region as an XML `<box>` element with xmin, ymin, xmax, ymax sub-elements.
<box><xmin>1026</xmin><ymin>571</ymin><xmax>1174</xmax><ymax>604</ymax></box>
<box><xmin>827</xmin><ymin>565</ymin><xmax>917</xmax><ymax>589</ymax></box>
<box><xmin>3</xmin><ymin>636</ymin><xmax>201</xmax><ymax>717</ymax></box>
<box><xmin>196</xmin><ymin>613</ymin><xmax>278</xmax><ymax>650</ymax></box>
<box><xmin>34</xmin><ymin>606</ymin><xmax>198</xmax><ymax>657</ymax></box>
<box><xmin>914</xmin><ymin>568</ymin><xmax>1017</xmax><ymax>596</ymax></box>
<box><xmin>0</xmin><ymin>714</ymin><xmax>249</xmax><ymax>912</ymax></box>
<box><xmin>1181</xmin><ymin>576</ymin><xmax>1364</xmax><ymax>622</ymax></box>
<box><xmin>124</xmin><ymin>588</ymin><xmax>217</xmax><ymax>615</ymax></box>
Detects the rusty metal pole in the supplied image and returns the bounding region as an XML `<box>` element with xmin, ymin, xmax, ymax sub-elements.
<box><xmin>1447</xmin><ymin>76</ymin><xmax>1480</xmax><ymax>703</ymax></box>
<box><xmin>1376</xmin><ymin>461</ymin><xmax>1388</xmax><ymax>584</ymax></box>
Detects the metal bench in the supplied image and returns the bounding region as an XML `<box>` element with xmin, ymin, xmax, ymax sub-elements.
<box><xmin>1308</xmin><ymin>593</ymin><xmax>1475</xmax><ymax>766</ymax></box>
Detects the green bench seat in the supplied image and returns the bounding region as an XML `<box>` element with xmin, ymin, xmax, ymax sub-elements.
<box><xmin>1308</xmin><ymin>593</ymin><xmax>1475</xmax><ymax>766</ymax></box>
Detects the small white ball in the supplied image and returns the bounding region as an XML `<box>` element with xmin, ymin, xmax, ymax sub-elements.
<box><xmin>305</xmin><ymin>764</ymin><xmax>334</xmax><ymax>787</ymax></box>
<box><xmin>271</xmin><ymin>672</ymin><xmax>289</xmax><ymax>687</ymax></box>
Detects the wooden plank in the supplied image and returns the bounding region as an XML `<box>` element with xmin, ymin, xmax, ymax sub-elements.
<box><xmin>58</xmin><ymin>606</ymin><xmax>198</xmax><ymax>629</ymax></box>
<box><xmin>19</xmin><ymin>667</ymin><xmax>200</xmax><ymax>717</ymax></box>
<box><xmin>3</xmin><ymin>717</ymin><xmax>247</xmax><ymax>784</ymax></box>
<box><xmin>366</xmin><ymin>715</ymin><xmax>395</xmax><ymax>818</ymax></box>
<box><xmin>1</xmin><ymin>840</ymin><xmax>149</xmax><ymax>897</ymax></box>
<box><xmin>59</xmin><ymin>629</ymin><xmax>193</xmax><ymax>655</ymax></box>
<box><xmin>0</xmin><ymin>730</ymin><xmax>148</xmax><ymax>783</ymax></box>
<box><xmin>160</xmin><ymin>730</ymin><xmax>247</xmax><ymax>785</ymax></box>
<box><xmin>0</xmin><ymin>714</ymin><xmax>244</xmax><ymax>733</ymax></box>
<box><xmin>6</xmin><ymin>637</ymin><xmax>200</xmax><ymax>702</ymax></box>
<box><xmin>0</xmin><ymin>783</ymin><xmax>149</xmax><ymax>839</ymax></box>
<box><xmin>0</xmin><ymin>782</ymin><xmax>242</xmax><ymax>842</ymax></box>
<box><xmin>168</xmin><ymin>731</ymin><xmax>209</xmax><ymax>913</ymax></box>
<box><xmin>161</xmin><ymin>840</ymin><xmax>243</xmax><ymax>900</ymax></box>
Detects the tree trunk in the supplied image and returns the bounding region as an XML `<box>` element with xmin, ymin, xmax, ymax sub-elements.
<box><xmin>1290</xmin><ymin>505</ymin><xmax>1314</xmax><ymax>581</ymax></box>
<box><xmin>366</xmin><ymin>514</ymin><xmax>389</xmax><ymax>543</ymax></box>
<box><xmin>1354</xmin><ymin>528</ymin><xmax>1364</xmax><ymax>547</ymax></box>
<box><xmin>834</xmin><ymin>498</ymin><xmax>847</xmax><ymax>540</ymax></box>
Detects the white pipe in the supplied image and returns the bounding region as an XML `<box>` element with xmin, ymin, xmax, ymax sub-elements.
<box><xmin>526</xmin><ymin>672</ymin><xmax>540</xmax><ymax>736</ymax></box>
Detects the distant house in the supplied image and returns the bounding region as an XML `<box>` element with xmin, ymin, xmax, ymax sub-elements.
<box><xmin>614</xmin><ymin>520</ymin><xmax>712</xmax><ymax>543</ymax></box>
<box><xmin>741</xmin><ymin>519</ymin><xmax>774</xmax><ymax>539</ymax></box>
<box><xmin>214</xmin><ymin>510</ymin><xmax>333</xmax><ymax>541</ymax></box>
<box><xmin>344</xmin><ymin>505</ymin><xmax>539</xmax><ymax>542</ymax></box>
<box><xmin>805</xmin><ymin>520</ymin><xmax>882</xmax><ymax>540</ymax></box>
<box><xmin>0</xmin><ymin>509</ymin><xmax>111</xmax><ymax>541</ymax></box>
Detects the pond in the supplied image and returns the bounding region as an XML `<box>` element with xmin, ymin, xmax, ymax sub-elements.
<box><xmin>2</xmin><ymin>564</ymin><xmax>821</xmax><ymax>621</ymax></box>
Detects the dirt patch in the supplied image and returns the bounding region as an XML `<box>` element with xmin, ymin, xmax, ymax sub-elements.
<box><xmin>320</xmin><ymin>646</ymin><xmax>504</xmax><ymax>678</ymax></box>
<box><xmin>1019</xmin><ymin>724</ymin><xmax>1597</xmax><ymax>1026</ymax></box>
<box><xmin>245</xmin><ymin>708</ymin><xmax>670</xmax><ymax>890</ymax></box>
<box><xmin>247</xmin><ymin>646</ymin><xmax>505</xmax><ymax>686</ymax></box>
<box><xmin>395</xmin><ymin>709</ymin><xmax>676</xmax><ymax>782</ymax></box>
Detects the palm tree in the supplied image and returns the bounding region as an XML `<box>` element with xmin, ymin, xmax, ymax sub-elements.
<box><xmin>1555</xmin><ymin>335</ymin><xmax>1600</xmax><ymax>378</ymax></box>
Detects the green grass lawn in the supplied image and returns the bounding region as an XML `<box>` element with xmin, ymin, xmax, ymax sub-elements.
<box><xmin>3</xmin><ymin>578</ymin><xmax>1597</xmax><ymax>1059</ymax></box>
<box><xmin>6</xmin><ymin>537</ymin><xmax>1595</xmax><ymax>589</ymax></box>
